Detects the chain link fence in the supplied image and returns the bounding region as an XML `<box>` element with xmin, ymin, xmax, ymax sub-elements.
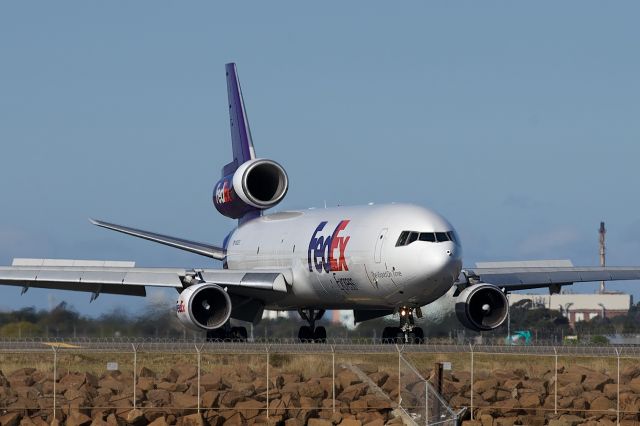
<box><xmin>0</xmin><ymin>338</ymin><xmax>461</xmax><ymax>425</ymax></box>
<box><xmin>1</xmin><ymin>338</ymin><xmax>639</xmax><ymax>424</ymax></box>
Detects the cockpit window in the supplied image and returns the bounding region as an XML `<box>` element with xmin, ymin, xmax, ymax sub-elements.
<box><xmin>407</xmin><ymin>232</ymin><xmax>419</xmax><ymax>244</ymax></box>
<box><xmin>419</xmin><ymin>232</ymin><xmax>436</xmax><ymax>242</ymax></box>
<box><xmin>396</xmin><ymin>231</ymin><xmax>409</xmax><ymax>247</ymax></box>
<box><xmin>435</xmin><ymin>232</ymin><xmax>449</xmax><ymax>242</ymax></box>
<box><xmin>396</xmin><ymin>230</ymin><xmax>456</xmax><ymax>246</ymax></box>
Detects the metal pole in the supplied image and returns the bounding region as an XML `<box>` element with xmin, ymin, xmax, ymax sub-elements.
<box><xmin>266</xmin><ymin>346</ymin><xmax>270</xmax><ymax>420</ymax></box>
<box><xmin>397</xmin><ymin>345</ymin><xmax>402</xmax><ymax>406</ymax></box>
<box><xmin>332</xmin><ymin>345</ymin><xmax>336</xmax><ymax>413</ymax></box>
<box><xmin>507</xmin><ymin>294</ymin><xmax>511</xmax><ymax>341</ymax></box>
<box><xmin>195</xmin><ymin>344</ymin><xmax>201</xmax><ymax>413</ymax></box>
<box><xmin>132</xmin><ymin>343</ymin><xmax>137</xmax><ymax>410</ymax></box>
<box><xmin>554</xmin><ymin>347</ymin><xmax>558</xmax><ymax>415</ymax></box>
<box><xmin>616</xmin><ymin>348</ymin><xmax>620</xmax><ymax>425</ymax></box>
<box><xmin>425</xmin><ymin>380</ymin><xmax>429</xmax><ymax>426</ymax></box>
<box><xmin>469</xmin><ymin>343</ymin><xmax>474</xmax><ymax>420</ymax></box>
<box><xmin>52</xmin><ymin>346</ymin><xmax>57</xmax><ymax>421</ymax></box>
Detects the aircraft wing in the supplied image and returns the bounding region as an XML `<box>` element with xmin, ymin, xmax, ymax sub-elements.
<box><xmin>90</xmin><ymin>219</ymin><xmax>226</xmax><ymax>260</ymax></box>
<box><xmin>463</xmin><ymin>260</ymin><xmax>640</xmax><ymax>293</ymax></box>
<box><xmin>0</xmin><ymin>258</ymin><xmax>290</xmax><ymax>300</ymax></box>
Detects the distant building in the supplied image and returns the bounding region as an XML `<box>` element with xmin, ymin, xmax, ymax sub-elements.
<box><xmin>330</xmin><ymin>310</ymin><xmax>356</xmax><ymax>330</ymax></box>
<box><xmin>508</xmin><ymin>293</ymin><xmax>632</xmax><ymax>327</ymax></box>
<box><xmin>262</xmin><ymin>310</ymin><xmax>290</xmax><ymax>320</ymax></box>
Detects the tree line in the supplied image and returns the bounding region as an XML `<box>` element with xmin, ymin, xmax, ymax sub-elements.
<box><xmin>0</xmin><ymin>300</ymin><xmax>639</xmax><ymax>340</ymax></box>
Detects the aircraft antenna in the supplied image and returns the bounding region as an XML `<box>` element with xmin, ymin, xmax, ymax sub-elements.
<box><xmin>599</xmin><ymin>221</ymin><xmax>606</xmax><ymax>293</ymax></box>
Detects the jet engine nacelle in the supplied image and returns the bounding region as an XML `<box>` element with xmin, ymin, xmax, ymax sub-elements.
<box><xmin>176</xmin><ymin>283</ymin><xmax>232</xmax><ymax>331</ymax></box>
<box><xmin>455</xmin><ymin>283</ymin><xmax>508</xmax><ymax>331</ymax></box>
<box><xmin>213</xmin><ymin>159</ymin><xmax>288</xmax><ymax>219</ymax></box>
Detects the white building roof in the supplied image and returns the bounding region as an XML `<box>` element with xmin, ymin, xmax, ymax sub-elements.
<box><xmin>509</xmin><ymin>293</ymin><xmax>631</xmax><ymax>311</ymax></box>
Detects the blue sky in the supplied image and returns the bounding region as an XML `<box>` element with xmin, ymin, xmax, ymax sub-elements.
<box><xmin>1</xmin><ymin>2</ymin><xmax>639</xmax><ymax>315</ymax></box>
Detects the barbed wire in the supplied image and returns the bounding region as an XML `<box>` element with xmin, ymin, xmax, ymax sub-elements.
<box><xmin>0</xmin><ymin>337</ymin><xmax>639</xmax><ymax>356</ymax></box>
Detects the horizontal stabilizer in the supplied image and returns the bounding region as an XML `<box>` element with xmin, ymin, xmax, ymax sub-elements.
<box><xmin>90</xmin><ymin>219</ymin><xmax>226</xmax><ymax>260</ymax></box>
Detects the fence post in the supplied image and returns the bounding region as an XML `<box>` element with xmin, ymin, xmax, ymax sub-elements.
<box><xmin>553</xmin><ymin>346</ymin><xmax>558</xmax><ymax>415</ymax></box>
<box><xmin>332</xmin><ymin>345</ymin><xmax>336</xmax><ymax>413</ymax></box>
<box><xmin>616</xmin><ymin>347</ymin><xmax>620</xmax><ymax>425</ymax></box>
<box><xmin>195</xmin><ymin>344</ymin><xmax>201</xmax><ymax>413</ymax></box>
<box><xmin>266</xmin><ymin>345</ymin><xmax>270</xmax><ymax>420</ymax></box>
<box><xmin>397</xmin><ymin>344</ymin><xmax>402</xmax><ymax>406</ymax></box>
<box><xmin>52</xmin><ymin>346</ymin><xmax>57</xmax><ymax>421</ymax></box>
<box><xmin>425</xmin><ymin>380</ymin><xmax>429</xmax><ymax>426</ymax></box>
<box><xmin>132</xmin><ymin>343</ymin><xmax>137</xmax><ymax>410</ymax></box>
<box><xmin>469</xmin><ymin>343</ymin><xmax>474</xmax><ymax>420</ymax></box>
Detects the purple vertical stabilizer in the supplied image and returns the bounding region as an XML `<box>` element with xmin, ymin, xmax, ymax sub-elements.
<box><xmin>223</xmin><ymin>63</ymin><xmax>255</xmax><ymax>176</ymax></box>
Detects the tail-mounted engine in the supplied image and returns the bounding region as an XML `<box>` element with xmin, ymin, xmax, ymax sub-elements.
<box><xmin>213</xmin><ymin>158</ymin><xmax>288</xmax><ymax>219</ymax></box>
<box><xmin>455</xmin><ymin>283</ymin><xmax>508</xmax><ymax>331</ymax></box>
<box><xmin>176</xmin><ymin>283</ymin><xmax>232</xmax><ymax>330</ymax></box>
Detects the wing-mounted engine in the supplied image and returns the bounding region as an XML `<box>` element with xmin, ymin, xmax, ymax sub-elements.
<box><xmin>176</xmin><ymin>283</ymin><xmax>232</xmax><ymax>330</ymax></box>
<box><xmin>213</xmin><ymin>158</ymin><xmax>288</xmax><ymax>219</ymax></box>
<box><xmin>454</xmin><ymin>283</ymin><xmax>508</xmax><ymax>331</ymax></box>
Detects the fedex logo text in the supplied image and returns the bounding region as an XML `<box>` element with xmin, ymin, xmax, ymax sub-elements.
<box><xmin>308</xmin><ymin>220</ymin><xmax>350</xmax><ymax>273</ymax></box>
<box><xmin>215</xmin><ymin>180</ymin><xmax>233</xmax><ymax>204</ymax></box>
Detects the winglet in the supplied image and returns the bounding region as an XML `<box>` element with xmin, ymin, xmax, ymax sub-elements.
<box><xmin>223</xmin><ymin>62</ymin><xmax>256</xmax><ymax>176</ymax></box>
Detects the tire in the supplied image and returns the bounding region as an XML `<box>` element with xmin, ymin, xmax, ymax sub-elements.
<box><xmin>298</xmin><ymin>325</ymin><xmax>313</xmax><ymax>342</ymax></box>
<box><xmin>231</xmin><ymin>326</ymin><xmax>248</xmax><ymax>342</ymax></box>
<box><xmin>392</xmin><ymin>327</ymin><xmax>404</xmax><ymax>344</ymax></box>
<box><xmin>412</xmin><ymin>327</ymin><xmax>424</xmax><ymax>344</ymax></box>
<box><xmin>313</xmin><ymin>326</ymin><xmax>327</xmax><ymax>343</ymax></box>
<box><xmin>206</xmin><ymin>329</ymin><xmax>225</xmax><ymax>342</ymax></box>
<box><xmin>382</xmin><ymin>327</ymin><xmax>395</xmax><ymax>344</ymax></box>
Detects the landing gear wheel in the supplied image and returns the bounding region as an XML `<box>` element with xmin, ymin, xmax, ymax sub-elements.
<box><xmin>313</xmin><ymin>326</ymin><xmax>327</xmax><ymax>343</ymax></box>
<box><xmin>298</xmin><ymin>325</ymin><xmax>313</xmax><ymax>342</ymax></box>
<box><xmin>297</xmin><ymin>309</ymin><xmax>326</xmax><ymax>342</ymax></box>
<box><xmin>231</xmin><ymin>326</ymin><xmax>248</xmax><ymax>342</ymax></box>
<box><xmin>411</xmin><ymin>327</ymin><xmax>424</xmax><ymax>344</ymax></box>
<box><xmin>382</xmin><ymin>326</ymin><xmax>403</xmax><ymax>344</ymax></box>
<box><xmin>382</xmin><ymin>307</ymin><xmax>423</xmax><ymax>343</ymax></box>
<box><xmin>206</xmin><ymin>329</ymin><xmax>226</xmax><ymax>342</ymax></box>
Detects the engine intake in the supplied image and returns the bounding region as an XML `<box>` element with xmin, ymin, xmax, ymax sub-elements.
<box><xmin>176</xmin><ymin>283</ymin><xmax>232</xmax><ymax>330</ymax></box>
<box><xmin>214</xmin><ymin>158</ymin><xmax>288</xmax><ymax>219</ymax></box>
<box><xmin>455</xmin><ymin>283</ymin><xmax>508</xmax><ymax>331</ymax></box>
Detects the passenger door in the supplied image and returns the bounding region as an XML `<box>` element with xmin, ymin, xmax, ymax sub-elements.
<box><xmin>374</xmin><ymin>228</ymin><xmax>387</xmax><ymax>263</ymax></box>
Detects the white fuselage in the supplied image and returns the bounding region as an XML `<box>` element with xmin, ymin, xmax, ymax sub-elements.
<box><xmin>225</xmin><ymin>203</ymin><xmax>463</xmax><ymax>311</ymax></box>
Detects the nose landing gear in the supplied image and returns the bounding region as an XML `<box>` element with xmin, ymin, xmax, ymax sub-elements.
<box><xmin>381</xmin><ymin>306</ymin><xmax>424</xmax><ymax>344</ymax></box>
<box><xmin>298</xmin><ymin>308</ymin><xmax>327</xmax><ymax>342</ymax></box>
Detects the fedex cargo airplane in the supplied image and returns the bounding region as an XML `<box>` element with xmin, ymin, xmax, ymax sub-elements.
<box><xmin>2</xmin><ymin>63</ymin><xmax>640</xmax><ymax>343</ymax></box>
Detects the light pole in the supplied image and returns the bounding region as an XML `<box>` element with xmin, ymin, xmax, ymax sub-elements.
<box><xmin>506</xmin><ymin>294</ymin><xmax>511</xmax><ymax>341</ymax></box>
<box><xmin>597</xmin><ymin>303</ymin><xmax>606</xmax><ymax>320</ymax></box>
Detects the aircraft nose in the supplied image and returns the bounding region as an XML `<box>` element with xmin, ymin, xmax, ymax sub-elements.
<box><xmin>435</xmin><ymin>244</ymin><xmax>462</xmax><ymax>281</ymax></box>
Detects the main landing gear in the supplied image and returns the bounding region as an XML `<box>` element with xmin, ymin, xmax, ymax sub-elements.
<box><xmin>298</xmin><ymin>308</ymin><xmax>327</xmax><ymax>343</ymax></box>
<box><xmin>205</xmin><ymin>321</ymin><xmax>248</xmax><ymax>342</ymax></box>
<box><xmin>381</xmin><ymin>306</ymin><xmax>424</xmax><ymax>344</ymax></box>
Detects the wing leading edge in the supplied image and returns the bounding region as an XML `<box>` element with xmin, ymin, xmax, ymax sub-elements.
<box><xmin>0</xmin><ymin>259</ymin><xmax>291</xmax><ymax>301</ymax></box>
<box><xmin>463</xmin><ymin>261</ymin><xmax>640</xmax><ymax>293</ymax></box>
<box><xmin>90</xmin><ymin>219</ymin><xmax>226</xmax><ymax>260</ymax></box>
